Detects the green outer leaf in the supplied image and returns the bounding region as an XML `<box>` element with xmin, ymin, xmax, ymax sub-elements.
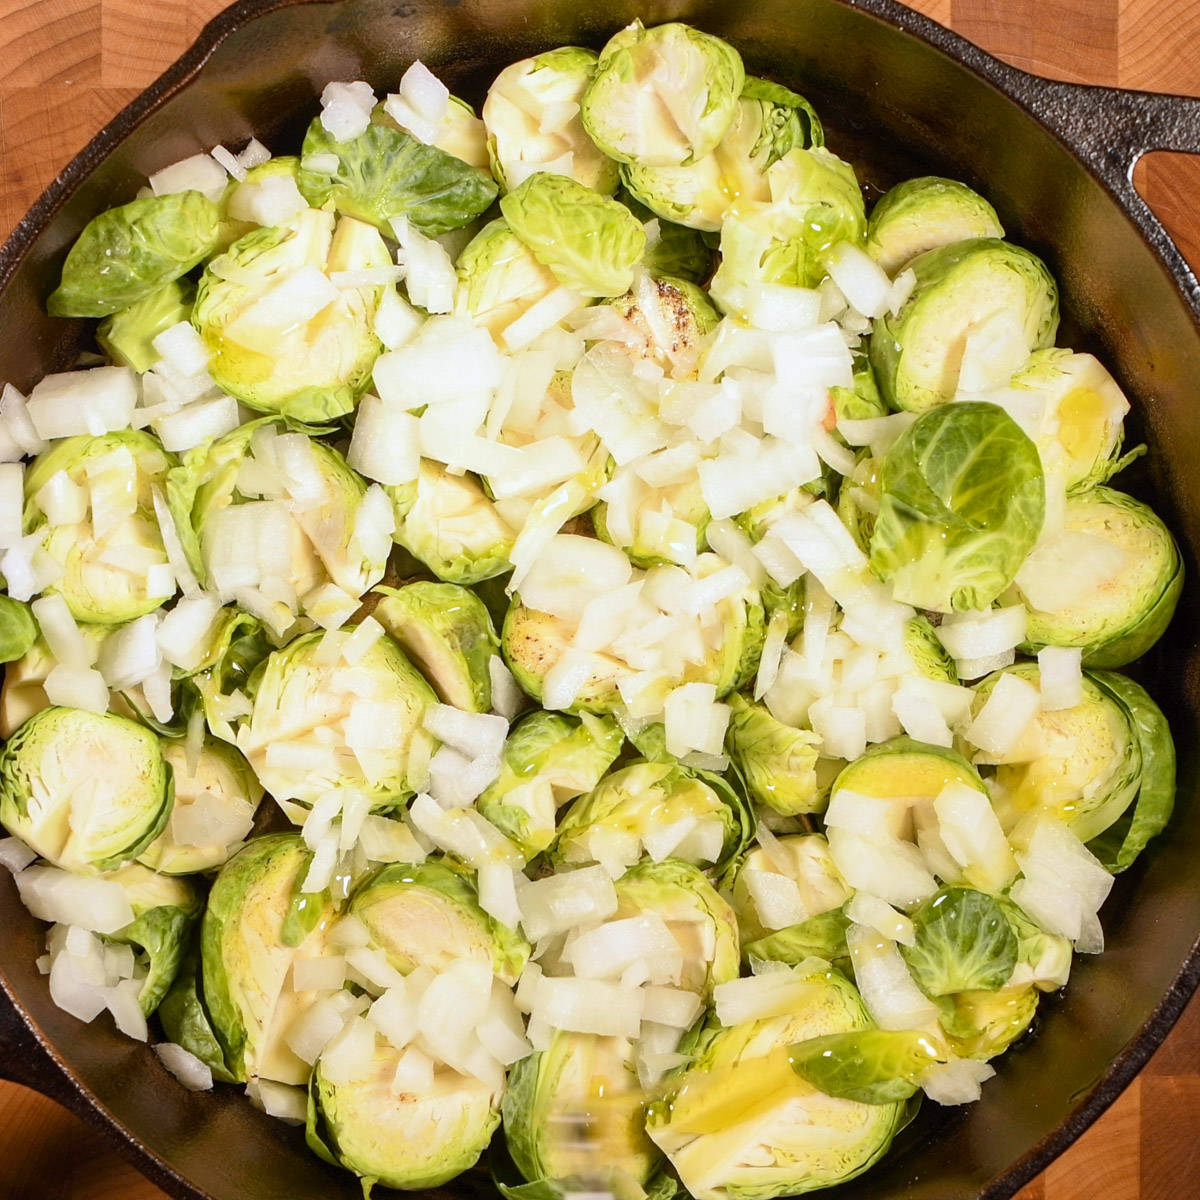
<box><xmin>296</xmin><ymin>116</ymin><xmax>498</xmax><ymax>237</ymax></box>
<box><xmin>868</xmin><ymin>401</ymin><xmax>1045</xmax><ymax>613</ymax></box>
<box><xmin>744</xmin><ymin>906</ymin><xmax>852</xmax><ymax>968</ymax></box>
<box><xmin>0</xmin><ymin>596</ymin><xmax>38</xmax><ymax>664</ymax></box>
<box><xmin>501</xmin><ymin>174</ymin><xmax>647</xmax><ymax>298</ymax></box>
<box><xmin>725</xmin><ymin>693</ymin><xmax>824</xmax><ymax>815</ymax></box>
<box><xmin>118</xmin><ymin>904</ymin><xmax>197</xmax><ymax>1015</ymax></box>
<box><xmin>901</xmin><ymin>887</ymin><xmax>1018</xmax><ymax>997</ymax></box>
<box><xmin>1086</xmin><ymin>671</ymin><xmax>1176</xmax><ymax>872</ymax></box>
<box><xmin>96</xmin><ymin>278</ymin><xmax>196</xmax><ymax>373</ymax></box>
<box><xmin>157</xmin><ymin>951</ymin><xmax>238</xmax><ymax>1084</ymax></box>
<box><xmin>789</xmin><ymin>1029</ymin><xmax>945</xmax><ymax>1104</ymax></box>
<box><xmin>48</xmin><ymin>191</ymin><xmax>220</xmax><ymax>318</ymax></box>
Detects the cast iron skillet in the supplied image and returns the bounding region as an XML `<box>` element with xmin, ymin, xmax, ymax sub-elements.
<box><xmin>1</xmin><ymin>1</ymin><xmax>1199</xmax><ymax>1197</ymax></box>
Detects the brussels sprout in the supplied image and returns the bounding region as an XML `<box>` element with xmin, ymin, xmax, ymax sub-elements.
<box><xmin>477</xmin><ymin>711</ymin><xmax>624</xmax><ymax>857</ymax></box>
<box><xmin>996</xmin><ymin>897</ymin><xmax>1073</xmax><ymax>990</ymax></box>
<box><xmin>724</xmin><ymin>694</ymin><xmax>824</xmax><ymax>816</ymax></box>
<box><xmin>455</xmin><ymin>218</ymin><xmax>562</xmax><ymax>339</ymax></box>
<box><xmin>104</xmin><ymin>862</ymin><xmax>203</xmax><ymax>1015</ymax></box>
<box><xmin>582</xmin><ymin>22</ymin><xmax>745</xmax><ymax>168</ymax></box>
<box><xmin>866</xmin><ymin>177</ymin><xmax>1004</xmax><ymax>275</ymax></box>
<box><xmin>97</xmin><ymin>278</ymin><xmax>196</xmax><ymax>373</ymax></box>
<box><xmin>1010</xmin><ymin>349</ymin><xmax>1140</xmax><ymax>492</ymax></box>
<box><xmin>0</xmin><ymin>707</ymin><xmax>171</xmax><ymax>873</ymax></box>
<box><xmin>731</xmin><ymin>834</ymin><xmax>851</xmax><ymax>945</ymax></box>
<box><xmin>308</xmin><ymin>1035</ymin><xmax>501</xmax><ymax>1190</ymax></box>
<box><xmin>1012</xmin><ymin>488</ymin><xmax>1182</xmax><ymax>668</ymax></box>
<box><xmin>23</xmin><ymin>429</ymin><xmax>174</xmax><ymax>623</ymax></box>
<box><xmin>616</xmin><ymin>858</ymin><xmax>741</xmax><ymax>996</ymax></box>
<box><xmin>48</xmin><ymin>192</ymin><xmax>220</xmax><ymax>318</ymax></box>
<box><xmin>193</xmin><ymin>209</ymin><xmax>388</xmax><ymax>422</ymax></box>
<box><xmin>743</xmin><ymin>905</ymin><xmax>851</xmax><ymax>968</ymax></box>
<box><xmin>709</xmin><ymin>146</ymin><xmax>867</xmax><ymax>314</ymax></box>
<box><xmin>646</xmin><ymin>967</ymin><xmax>908</xmax><ymax>1199</ymax></box>
<box><xmin>904</xmin><ymin>615</ymin><xmax>957</xmax><ymax>684</ymax></box>
<box><xmin>830</xmin><ymin>353</ymin><xmax>887</xmax><ymax>422</ymax></box>
<box><xmin>591</xmin><ymin>470</ymin><xmax>710</xmax><ymax>569</ymax></box>
<box><xmin>240</xmin><ymin>628</ymin><xmax>437</xmax><ymax>809</ymax></box>
<box><xmin>179</xmin><ymin>607</ymin><xmax>273</xmax><ymax>743</ymax></box>
<box><xmin>901</xmin><ymin>887</ymin><xmax>1018</xmax><ymax>997</ymax></box>
<box><xmin>606</xmin><ymin>273</ymin><xmax>720</xmax><ymax>377</ymax></box>
<box><xmin>435</xmin><ymin>96</ymin><xmax>491</xmax><ymax>170</ymax></box>
<box><xmin>836</xmin><ymin>452</ymin><xmax>880</xmax><ymax>555</ymax></box>
<box><xmin>833</xmin><ymin>735</ymin><xmax>987</xmax><ymax>805</ymax></box>
<box><xmin>622</xmin><ymin>77</ymin><xmax>821</xmax><ymax>233</ymax></box>
<box><xmin>158</xmin><ymin>951</ymin><xmax>239</xmax><ymax>1083</ymax></box>
<box><xmin>296</xmin><ymin>114</ymin><xmax>498</xmax><ymax>237</ymax></box>
<box><xmin>503</xmin><ymin>1031</ymin><xmax>661</xmax><ymax>1191</ymax></box>
<box><xmin>483</xmin><ymin>48</ymin><xmax>619</xmax><ymax>195</ymax></box>
<box><xmin>371</xmin><ymin>582</ymin><xmax>498</xmax><ymax>713</ymax></box>
<box><xmin>549</xmin><ymin>760</ymin><xmax>752</xmax><ymax>877</ymax></box>
<box><xmin>870</xmin><ymin>238</ymin><xmax>1059</xmax><ymax>414</ymax></box>
<box><xmin>868</xmin><ymin>401</ymin><xmax>1045</xmax><ymax>613</ymax></box>
<box><xmin>0</xmin><ymin>596</ymin><xmax>37</xmax><ymax>666</ymax></box>
<box><xmin>936</xmin><ymin>985</ymin><xmax>1039</xmax><ymax>1060</ymax></box>
<box><xmin>0</xmin><ymin>635</ymin><xmax>69</xmax><ymax>737</ymax></box>
<box><xmin>138</xmin><ymin>737</ymin><xmax>263</xmax><ymax>874</ymax></box>
<box><xmin>389</xmin><ymin>461</ymin><xmax>517</xmax><ymax>585</ymax></box>
<box><xmin>201</xmin><ymin>833</ymin><xmax>336</xmax><ymax>1082</ymax></box>
<box><xmin>500</xmin><ymin>174</ymin><xmax>647</xmax><ymax>299</ymax></box>
<box><xmin>789</xmin><ymin>1028</ymin><xmax>945</xmax><ymax>1104</ymax></box>
<box><xmin>972</xmin><ymin>663</ymin><xmax>1142</xmax><ymax>845</ymax></box>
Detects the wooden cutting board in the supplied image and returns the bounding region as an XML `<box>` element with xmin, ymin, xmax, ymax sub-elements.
<box><xmin>1</xmin><ymin>1</ymin><xmax>1199</xmax><ymax>1197</ymax></box>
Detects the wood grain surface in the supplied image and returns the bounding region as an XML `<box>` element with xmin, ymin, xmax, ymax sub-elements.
<box><xmin>1</xmin><ymin>1</ymin><xmax>1200</xmax><ymax>1198</ymax></box>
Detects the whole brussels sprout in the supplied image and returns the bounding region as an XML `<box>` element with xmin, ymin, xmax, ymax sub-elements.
<box><xmin>622</xmin><ymin>77</ymin><xmax>822</xmax><ymax>232</ymax></box>
<box><xmin>48</xmin><ymin>191</ymin><xmax>220</xmax><ymax>318</ymax></box>
<box><xmin>1011</xmin><ymin>487</ymin><xmax>1182</xmax><ymax>668</ymax></box>
<box><xmin>23</xmin><ymin>429</ymin><xmax>174</xmax><ymax>624</ymax></box>
<box><xmin>582</xmin><ymin>22</ymin><xmax>745</xmax><ymax>167</ymax></box>
<box><xmin>870</xmin><ymin>238</ymin><xmax>1059</xmax><ymax>414</ymax></box>
<box><xmin>349</xmin><ymin>858</ymin><xmax>529</xmax><ymax>985</ymax></box>
<box><xmin>477</xmin><ymin>710</ymin><xmax>623</xmax><ymax>857</ymax></box>
<box><xmin>240</xmin><ymin>628</ymin><xmax>438</xmax><ymax>809</ymax></box>
<box><xmin>455</xmin><ymin>218</ymin><xmax>562</xmax><ymax>340</ymax></box>
<box><xmin>724</xmin><ymin>693</ymin><xmax>824</xmax><ymax>816</ymax></box>
<box><xmin>296</xmin><ymin>113</ymin><xmax>498</xmax><ymax>237</ymax></box>
<box><xmin>483</xmin><ymin>48</ymin><xmax>619</xmax><ymax>195</ymax></box>
<box><xmin>500</xmin><ymin>173</ymin><xmax>647</xmax><ymax>298</ymax></box>
<box><xmin>866</xmin><ymin>176</ymin><xmax>1004</xmax><ymax>275</ymax></box>
<box><xmin>193</xmin><ymin>209</ymin><xmax>388</xmax><ymax>422</ymax></box>
<box><xmin>0</xmin><ymin>707</ymin><xmax>171</xmax><ymax>873</ymax></box>
<box><xmin>97</xmin><ymin>278</ymin><xmax>196</xmax><ymax>373</ymax></box>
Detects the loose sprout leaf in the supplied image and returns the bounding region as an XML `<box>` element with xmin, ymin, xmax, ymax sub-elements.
<box><xmin>901</xmin><ymin>887</ymin><xmax>1018</xmax><ymax>998</ymax></box>
<box><xmin>0</xmin><ymin>596</ymin><xmax>38</xmax><ymax>664</ymax></box>
<box><xmin>789</xmin><ymin>1029</ymin><xmax>946</xmax><ymax>1105</ymax></box>
<box><xmin>869</xmin><ymin>401</ymin><xmax>1045</xmax><ymax>613</ymax></box>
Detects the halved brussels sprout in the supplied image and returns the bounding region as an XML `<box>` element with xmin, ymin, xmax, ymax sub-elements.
<box><xmin>477</xmin><ymin>711</ymin><xmax>624</xmax><ymax>858</ymax></box>
<box><xmin>591</xmin><ymin>467</ymin><xmax>710</xmax><ymax>569</ymax></box>
<box><xmin>615</xmin><ymin>857</ymin><xmax>741</xmax><ymax>997</ymax></box>
<box><xmin>240</xmin><ymin>628</ymin><xmax>437</xmax><ymax>808</ymax></box>
<box><xmin>936</xmin><ymin>985</ymin><xmax>1038</xmax><ymax>1061</ymax></box>
<box><xmin>905</xmin><ymin>615</ymin><xmax>957</xmax><ymax>684</ymax></box>
<box><xmin>622</xmin><ymin>77</ymin><xmax>822</xmax><ymax>232</ymax></box>
<box><xmin>138</xmin><ymin>737</ymin><xmax>263</xmax><ymax>874</ymax></box>
<box><xmin>370</xmin><ymin>582</ymin><xmax>499</xmax><ymax>713</ymax></box>
<box><xmin>0</xmin><ymin>635</ymin><xmax>77</xmax><ymax>737</ymax></box>
<box><xmin>349</xmin><ymin>858</ymin><xmax>529</xmax><ymax>985</ymax></box>
<box><xmin>503</xmin><ymin>1031</ymin><xmax>661</xmax><ymax>1192</ymax></box>
<box><xmin>743</xmin><ymin>905</ymin><xmax>851</xmax><ymax>968</ymax></box>
<box><xmin>1010</xmin><ymin>349</ymin><xmax>1138</xmax><ymax>493</ymax></box>
<box><xmin>724</xmin><ymin>694</ymin><xmax>824</xmax><ymax>816</ymax></box>
<box><xmin>0</xmin><ymin>707</ymin><xmax>171</xmax><ymax>873</ymax></box>
<box><xmin>833</xmin><ymin>735</ymin><xmax>986</xmax><ymax>804</ymax></box>
<box><xmin>731</xmin><ymin>834</ymin><xmax>851</xmax><ymax>945</ymax></box>
<box><xmin>309</xmin><ymin>1036</ymin><xmax>501</xmax><ymax>1190</ymax></box>
<box><xmin>901</xmin><ymin>886</ymin><xmax>1018</xmax><ymax>997</ymax></box>
<box><xmin>868</xmin><ymin>401</ymin><xmax>1045</xmax><ymax>613</ymax></box>
<box><xmin>870</xmin><ymin>238</ymin><xmax>1059</xmax><ymax>414</ymax></box>
<box><xmin>866</xmin><ymin>177</ymin><xmax>1004</xmax><ymax>275</ymax></box>
<box><xmin>709</xmin><ymin>146</ymin><xmax>867</xmax><ymax>314</ymax></box>
<box><xmin>483</xmin><ymin>48</ymin><xmax>619</xmax><ymax>194</ymax></box>
<box><xmin>193</xmin><ymin>209</ymin><xmax>388</xmax><ymax>422</ymax></box>
<box><xmin>167</xmin><ymin>417</ymin><xmax>387</xmax><ymax>624</ymax></box>
<box><xmin>201</xmin><ymin>833</ymin><xmax>336</xmax><ymax>1083</ymax></box>
<box><xmin>607</xmin><ymin>273</ymin><xmax>720</xmax><ymax>376</ymax></box>
<box><xmin>178</xmin><ymin>607</ymin><xmax>273</xmax><ymax>744</ymax></box>
<box><xmin>296</xmin><ymin>113</ymin><xmax>498</xmax><ymax>237</ymax></box>
<box><xmin>48</xmin><ymin>191</ymin><xmax>220</xmax><ymax>318</ymax></box>
<box><xmin>97</xmin><ymin>278</ymin><xmax>196</xmax><ymax>373</ymax></box>
<box><xmin>23</xmin><ymin>430</ymin><xmax>174</xmax><ymax>623</ymax></box>
<box><xmin>581</xmin><ymin>22</ymin><xmax>745</xmax><ymax>167</ymax></box>
<box><xmin>500</xmin><ymin>174</ymin><xmax>647</xmax><ymax>298</ymax></box>
<box><xmin>435</xmin><ymin>96</ymin><xmax>491</xmax><ymax>170</ymax></box>
<box><xmin>971</xmin><ymin>663</ymin><xmax>1141</xmax><ymax>844</ymax></box>
<box><xmin>389</xmin><ymin>461</ymin><xmax>517</xmax><ymax>585</ymax></box>
<box><xmin>105</xmin><ymin>861</ymin><xmax>204</xmax><ymax>1015</ymax></box>
<box><xmin>548</xmin><ymin>760</ymin><xmax>752</xmax><ymax>877</ymax></box>
<box><xmin>1012</xmin><ymin>487</ymin><xmax>1182</xmax><ymax>668</ymax></box>
<box><xmin>646</xmin><ymin>967</ymin><xmax>908</xmax><ymax>1199</ymax></box>
<box><xmin>0</xmin><ymin>597</ymin><xmax>37</xmax><ymax>667</ymax></box>
<box><xmin>455</xmin><ymin>218</ymin><xmax>562</xmax><ymax>339</ymax></box>
<box><xmin>831</xmin><ymin>353</ymin><xmax>888</xmax><ymax>422</ymax></box>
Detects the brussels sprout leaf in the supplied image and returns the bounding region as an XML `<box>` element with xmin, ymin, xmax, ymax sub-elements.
<box><xmin>789</xmin><ymin>1029</ymin><xmax>946</xmax><ymax>1104</ymax></box>
<box><xmin>901</xmin><ymin>887</ymin><xmax>1018</xmax><ymax>997</ymax></box>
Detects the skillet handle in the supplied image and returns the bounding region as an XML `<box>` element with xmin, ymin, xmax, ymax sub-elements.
<box><xmin>0</xmin><ymin>976</ymin><xmax>80</xmax><ymax>1109</ymax></box>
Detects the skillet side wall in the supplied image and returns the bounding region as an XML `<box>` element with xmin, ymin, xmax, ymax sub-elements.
<box><xmin>0</xmin><ymin>1</ymin><xmax>1197</xmax><ymax>1198</ymax></box>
